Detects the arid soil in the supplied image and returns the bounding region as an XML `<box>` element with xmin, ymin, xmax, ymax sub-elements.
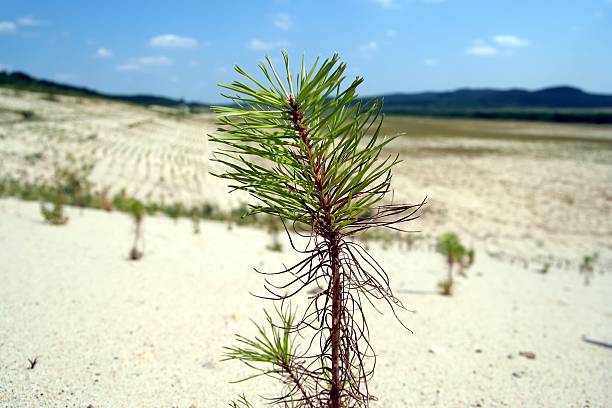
<box><xmin>1</xmin><ymin>89</ymin><xmax>611</xmax><ymax>407</ymax></box>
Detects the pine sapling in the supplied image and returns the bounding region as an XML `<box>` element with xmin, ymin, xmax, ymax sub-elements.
<box><xmin>128</xmin><ymin>199</ymin><xmax>144</xmax><ymax>260</ymax></box>
<box><xmin>40</xmin><ymin>190</ymin><xmax>68</xmax><ymax>225</ymax></box>
<box><xmin>435</xmin><ymin>233</ymin><xmax>474</xmax><ymax>295</ymax></box>
<box><xmin>211</xmin><ymin>52</ymin><xmax>424</xmax><ymax>407</ymax></box>
<box><xmin>579</xmin><ymin>253</ymin><xmax>599</xmax><ymax>285</ymax></box>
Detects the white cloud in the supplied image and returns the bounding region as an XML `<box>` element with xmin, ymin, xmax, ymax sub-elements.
<box><xmin>273</xmin><ymin>13</ymin><xmax>292</xmax><ymax>30</ymax></box>
<box><xmin>149</xmin><ymin>34</ymin><xmax>198</xmax><ymax>49</ymax></box>
<box><xmin>424</xmin><ymin>58</ymin><xmax>438</xmax><ymax>66</ymax></box>
<box><xmin>116</xmin><ymin>55</ymin><xmax>173</xmax><ymax>72</ymax></box>
<box><xmin>466</xmin><ymin>43</ymin><xmax>498</xmax><ymax>56</ymax></box>
<box><xmin>0</xmin><ymin>21</ymin><xmax>16</xmax><ymax>33</ymax></box>
<box><xmin>360</xmin><ymin>41</ymin><xmax>379</xmax><ymax>52</ymax></box>
<box><xmin>96</xmin><ymin>47</ymin><xmax>113</xmax><ymax>58</ymax></box>
<box><xmin>493</xmin><ymin>35</ymin><xmax>530</xmax><ymax>47</ymax></box>
<box><xmin>386</xmin><ymin>29</ymin><xmax>396</xmax><ymax>38</ymax></box>
<box><xmin>373</xmin><ymin>0</ymin><xmax>394</xmax><ymax>7</ymax></box>
<box><xmin>116</xmin><ymin>63</ymin><xmax>140</xmax><ymax>72</ymax></box>
<box><xmin>16</xmin><ymin>16</ymin><xmax>47</xmax><ymax>26</ymax></box>
<box><xmin>0</xmin><ymin>63</ymin><xmax>11</xmax><ymax>71</ymax></box>
<box><xmin>247</xmin><ymin>38</ymin><xmax>288</xmax><ymax>51</ymax></box>
<box><xmin>138</xmin><ymin>56</ymin><xmax>173</xmax><ymax>65</ymax></box>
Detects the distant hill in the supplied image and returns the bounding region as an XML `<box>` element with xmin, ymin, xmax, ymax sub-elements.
<box><xmin>364</xmin><ymin>86</ymin><xmax>612</xmax><ymax>124</ymax></box>
<box><xmin>2</xmin><ymin>70</ymin><xmax>612</xmax><ymax>123</ymax></box>
<box><xmin>0</xmin><ymin>71</ymin><xmax>207</xmax><ymax>108</ymax></box>
<box><xmin>373</xmin><ymin>87</ymin><xmax>612</xmax><ymax>109</ymax></box>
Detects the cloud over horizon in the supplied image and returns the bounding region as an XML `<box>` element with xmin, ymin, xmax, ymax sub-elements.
<box><xmin>96</xmin><ymin>48</ymin><xmax>113</xmax><ymax>58</ymax></box>
<box><xmin>466</xmin><ymin>42</ymin><xmax>498</xmax><ymax>56</ymax></box>
<box><xmin>493</xmin><ymin>35</ymin><xmax>530</xmax><ymax>47</ymax></box>
<box><xmin>16</xmin><ymin>16</ymin><xmax>47</xmax><ymax>26</ymax></box>
<box><xmin>149</xmin><ymin>34</ymin><xmax>198</xmax><ymax>49</ymax></box>
<box><xmin>466</xmin><ymin>35</ymin><xmax>530</xmax><ymax>57</ymax></box>
<box><xmin>116</xmin><ymin>55</ymin><xmax>173</xmax><ymax>72</ymax></box>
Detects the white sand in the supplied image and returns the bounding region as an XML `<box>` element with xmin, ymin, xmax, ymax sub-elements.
<box><xmin>1</xmin><ymin>199</ymin><xmax>611</xmax><ymax>407</ymax></box>
<box><xmin>2</xmin><ymin>88</ymin><xmax>611</xmax><ymax>263</ymax></box>
<box><xmin>2</xmin><ymin>90</ymin><xmax>612</xmax><ymax>406</ymax></box>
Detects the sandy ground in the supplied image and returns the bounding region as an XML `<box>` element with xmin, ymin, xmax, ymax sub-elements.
<box><xmin>2</xmin><ymin>90</ymin><xmax>612</xmax><ymax>406</ymax></box>
<box><xmin>2</xmin><ymin>88</ymin><xmax>612</xmax><ymax>264</ymax></box>
<box><xmin>1</xmin><ymin>199</ymin><xmax>611</xmax><ymax>407</ymax></box>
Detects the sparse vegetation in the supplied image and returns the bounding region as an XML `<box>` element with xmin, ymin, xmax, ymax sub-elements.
<box><xmin>38</xmin><ymin>158</ymin><xmax>92</xmax><ymax>225</ymax></box>
<box><xmin>128</xmin><ymin>199</ymin><xmax>145</xmax><ymax>260</ymax></box>
<box><xmin>54</xmin><ymin>156</ymin><xmax>94</xmax><ymax>210</ymax></box>
<box><xmin>40</xmin><ymin>193</ymin><xmax>68</xmax><ymax>225</ymax></box>
<box><xmin>579</xmin><ymin>253</ymin><xmax>599</xmax><ymax>285</ymax></box>
<box><xmin>538</xmin><ymin>262</ymin><xmax>551</xmax><ymax>274</ymax></box>
<box><xmin>163</xmin><ymin>202</ymin><xmax>185</xmax><ymax>223</ymax></box>
<box><xmin>435</xmin><ymin>233</ymin><xmax>475</xmax><ymax>295</ymax></box>
<box><xmin>42</xmin><ymin>93</ymin><xmax>59</xmax><ymax>102</ymax></box>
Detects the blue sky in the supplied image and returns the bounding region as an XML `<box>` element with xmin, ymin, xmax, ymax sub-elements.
<box><xmin>1</xmin><ymin>0</ymin><xmax>611</xmax><ymax>102</ymax></box>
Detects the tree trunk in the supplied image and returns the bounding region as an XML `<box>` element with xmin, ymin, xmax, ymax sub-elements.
<box><xmin>329</xmin><ymin>234</ymin><xmax>342</xmax><ymax>408</ymax></box>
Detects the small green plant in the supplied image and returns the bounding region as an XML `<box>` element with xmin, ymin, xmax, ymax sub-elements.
<box><xmin>24</xmin><ymin>152</ymin><xmax>44</xmax><ymax>165</ymax></box>
<box><xmin>164</xmin><ymin>202</ymin><xmax>185</xmax><ymax>223</ymax></box>
<box><xmin>538</xmin><ymin>262</ymin><xmax>551</xmax><ymax>274</ymax></box>
<box><xmin>224</xmin><ymin>307</ymin><xmax>298</xmax><ymax>406</ymax></box>
<box><xmin>128</xmin><ymin>199</ymin><xmax>145</xmax><ymax>260</ymax></box>
<box><xmin>43</xmin><ymin>155</ymin><xmax>95</xmax><ymax>211</ymax></box>
<box><xmin>112</xmin><ymin>189</ymin><xmax>130</xmax><ymax>211</ymax></box>
<box><xmin>435</xmin><ymin>233</ymin><xmax>474</xmax><ymax>295</ymax></box>
<box><xmin>39</xmin><ymin>157</ymin><xmax>92</xmax><ymax>225</ymax></box>
<box><xmin>40</xmin><ymin>192</ymin><xmax>68</xmax><ymax>225</ymax></box>
<box><xmin>20</xmin><ymin>110</ymin><xmax>35</xmax><ymax>120</ymax></box>
<box><xmin>579</xmin><ymin>253</ymin><xmax>598</xmax><ymax>285</ymax></box>
<box><xmin>437</xmin><ymin>278</ymin><xmax>453</xmax><ymax>296</ymax></box>
<box><xmin>42</xmin><ymin>93</ymin><xmax>59</xmax><ymax>102</ymax></box>
<box><xmin>211</xmin><ymin>52</ymin><xmax>423</xmax><ymax>407</ymax></box>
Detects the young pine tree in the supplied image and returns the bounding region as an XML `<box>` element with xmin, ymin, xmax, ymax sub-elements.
<box><xmin>211</xmin><ymin>52</ymin><xmax>424</xmax><ymax>407</ymax></box>
<box><xmin>128</xmin><ymin>199</ymin><xmax>145</xmax><ymax>260</ymax></box>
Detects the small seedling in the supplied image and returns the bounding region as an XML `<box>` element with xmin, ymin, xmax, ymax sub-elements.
<box><xmin>579</xmin><ymin>253</ymin><xmax>599</xmax><ymax>285</ymax></box>
<box><xmin>40</xmin><ymin>192</ymin><xmax>68</xmax><ymax>225</ymax></box>
<box><xmin>538</xmin><ymin>262</ymin><xmax>550</xmax><ymax>274</ymax></box>
<box><xmin>437</xmin><ymin>278</ymin><xmax>453</xmax><ymax>296</ymax></box>
<box><xmin>436</xmin><ymin>233</ymin><xmax>474</xmax><ymax>295</ymax></box>
<box><xmin>55</xmin><ymin>155</ymin><xmax>94</xmax><ymax>210</ymax></box>
<box><xmin>164</xmin><ymin>202</ymin><xmax>184</xmax><ymax>223</ymax></box>
<box><xmin>128</xmin><ymin>199</ymin><xmax>144</xmax><ymax>260</ymax></box>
